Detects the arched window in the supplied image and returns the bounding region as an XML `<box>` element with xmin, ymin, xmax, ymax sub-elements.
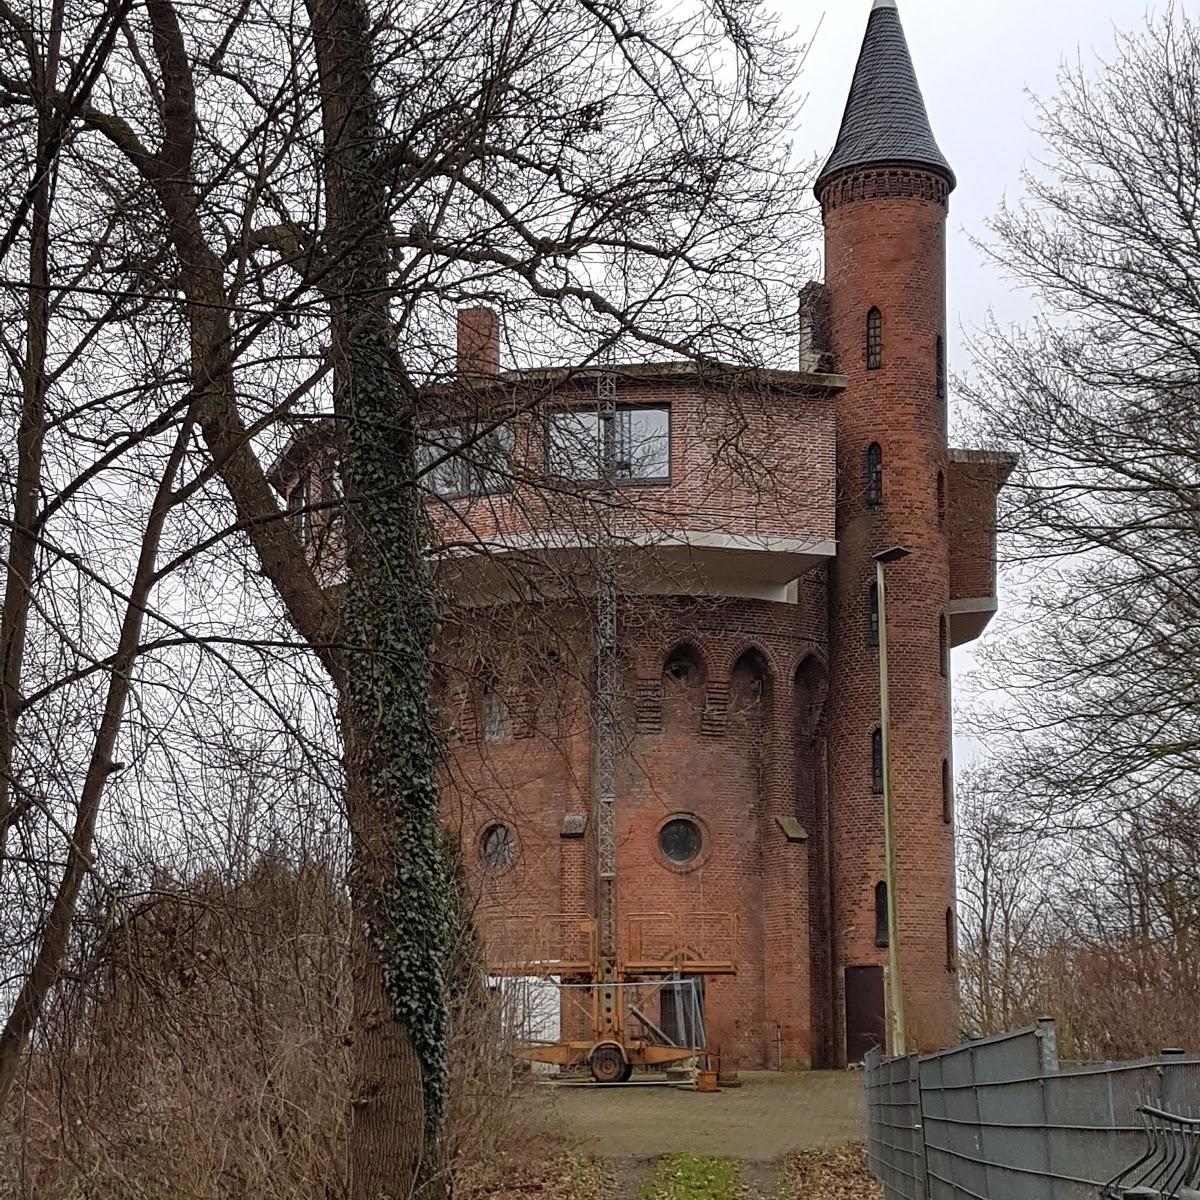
<box><xmin>874</xmin><ymin>881</ymin><xmax>889</xmax><ymax>948</ymax></box>
<box><xmin>480</xmin><ymin>666</ymin><xmax>510</xmax><ymax>743</ymax></box>
<box><xmin>940</xmin><ymin>614</ymin><xmax>950</xmax><ymax>677</ymax></box>
<box><xmin>946</xmin><ymin>907</ymin><xmax>957</xmax><ymax>971</ymax></box>
<box><xmin>866</xmin><ymin>443</ymin><xmax>883</xmax><ymax>508</ymax></box>
<box><xmin>937</xmin><ymin>470</ymin><xmax>947</xmax><ymax>528</ymax></box>
<box><xmin>942</xmin><ymin>759</ymin><xmax>953</xmax><ymax>825</ymax></box>
<box><xmin>868</xmin><ymin>583</ymin><xmax>880</xmax><ymax>649</ymax></box>
<box><xmin>481</xmin><ymin>823</ymin><xmax>515</xmax><ymax>872</ymax></box>
<box><xmin>662</xmin><ymin>644</ymin><xmax>705</xmax><ymax>734</ymax></box>
<box><xmin>867</xmin><ymin>308</ymin><xmax>883</xmax><ymax>370</ymax></box>
<box><xmin>871</xmin><ymin>728</ymin><xmax>884</xmax><ymax>795</ymax></box>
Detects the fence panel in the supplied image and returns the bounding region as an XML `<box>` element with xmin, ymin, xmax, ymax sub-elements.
<box><xmin>866</xmin><ymin>1047</ymin><xmax>926</xmax><ymax>1200</ymax></box>
<box><xmin>865</xmin><ymin>1022</ymin><xmax>1200</xmax><ymax>1200</ymax></box>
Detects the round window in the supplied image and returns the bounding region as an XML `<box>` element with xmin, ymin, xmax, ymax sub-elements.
<box><xmin>659</xmin><ymin>817</ymin><xmax>702</xmax><ymax>865</ymax></box>
<box><xmin>481</xmin><ymin>823</ymin><xmax>514</xmax><ymax>872</ymax></box>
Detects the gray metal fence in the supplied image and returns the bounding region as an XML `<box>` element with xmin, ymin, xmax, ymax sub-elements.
<box><xmin>865</xmin><ymin>1023</ymin><xmax>1200</xmax><ymax>1200</ymax></box>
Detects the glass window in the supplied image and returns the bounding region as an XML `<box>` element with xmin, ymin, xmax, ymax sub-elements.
<box><xmin>418</xmin><ymin>423</ymin><xmax>513</xmax><ymax>498</ymax></box>
<box><xmin>866</xmin><ymin>443</ymin><xmax>883</xmax><ymax>508</ymax></box>
<box><xmin>547</xmin><ymin>407</ymin><xmax>669</xmax><ymax>482</ymax></box>
<box><xmin>867</xmin><ymin>308</ymin><xmax>882</xmax><ymax>370</ymax></box>
<box><xmin>481</xmin><ymin>823</ymin><xmax>514</xmax><ymax>871</ymax></box>
<box><xmin>659</xmin><ymin>817</ymin><xmax>702</xmax><ymax>864</ymax></box>
<box><xmin>871</xmin><ymin>728</ymin><xmax>884</xmax><ymax>795</ymax></box>
<box><xmin>875</xmin><ymin>881</ymin><xmax>889</xmax><ymax>948</ymax></box>
<box><xmin>287</xmin><ymin>472</ymin><xmax>313</xmax><ymax>545</ymax></box>
<box><xmin>868</xmin><ymin>583</ymin><xmax>880</xmax><ymax>648</ymax></box>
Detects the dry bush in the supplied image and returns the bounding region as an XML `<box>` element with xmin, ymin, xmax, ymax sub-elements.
<box><xmin>1</xmin><ymin>854</ymin><xmax>536</xmax><ymax>1199</ymax></box>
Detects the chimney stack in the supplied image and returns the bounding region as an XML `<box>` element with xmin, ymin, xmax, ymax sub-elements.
<box><xmin>457</xmin><ymin>306</ymin><xmax>500</xmax><ymax>377</ymax></box>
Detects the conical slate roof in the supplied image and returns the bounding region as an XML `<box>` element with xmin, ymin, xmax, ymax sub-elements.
<box><xmin>816</xmin><ymin>0</ymin><xmax>955</xmax><ymax>193</ymax></box>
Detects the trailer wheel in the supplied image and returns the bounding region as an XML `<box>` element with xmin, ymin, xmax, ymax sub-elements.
<box><xmin>590</xmin><ymin>1043</ymin><xmax>626</xmax><ymax>1084</ymax></box>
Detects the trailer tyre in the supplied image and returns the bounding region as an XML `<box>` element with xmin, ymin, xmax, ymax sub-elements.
<box><xmin>590</xmin><ymin>1043</ymin><xmax>626</xmax><ymax>1084</ymax></box>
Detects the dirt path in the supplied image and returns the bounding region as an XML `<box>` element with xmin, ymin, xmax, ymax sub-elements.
<box><xmin>537</xmin><ymin>1071</ymin><xmax>865</xmax><ymax>1161</ymax></box>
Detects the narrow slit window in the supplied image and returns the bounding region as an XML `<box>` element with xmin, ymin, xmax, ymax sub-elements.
<box><xmin>868</xmin><ymin>583</ymin><xmax>880</xmax><ymax>648</ymax></box>
<box><xmin>936</xmin><ymin>336</ymin><xmax>946</xmax><ymax>401</ymax></box>
<box><xmin>875</xmin><ymin>881</ymin><xmax>889</xmax><ymax>948</ymax></box>
<box><xmin>942</xmin><ymin>759</ymin><xmax>953</xmax><ymax>825</ymax></box>
<box><xmin>867</xmin><ymin>308</ymin><xmax>883</xmax><ymax>370</ymax></box>
<box><xmin>871</xmin><ymin>728</ymin><xmax>884</xmax><ymax>795</ymax></box>
<box><xmin>940</xmin><ymin>614</ymin><xmax>950</xmax><ymax>677</ymax></box>
<box><xmin>946</xmin><ymin>907</ymin><xmax>957</xmax><ymax>971</ymax></box>
<box><xmin>937</xmin><ymin>470</ymin><xmax>947</xmax><ymax>528</ymax></box>
<box><xmin>866</xmin><ymin>443</ymin><xmax>883</xmax><ymax>508</ymax></box>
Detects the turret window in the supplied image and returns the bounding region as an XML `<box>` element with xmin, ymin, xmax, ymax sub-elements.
<box><xmin>936</xmin><ymin>336</ymin><xmax>946</xmax><ymax>401</ymax></box>
<box><xmin>946</xmin><ymin>907</ymin><xmax>957</xmax><ymax>972</ymax></box>
<box><xmin>937</xmin><ymin>470</ymin><xmax>947</xmax><ymax>528</ymax></box>
<box><xmin>874</xmin><ymin>881</ymin><xmax>889</xmax><ymax>948</ymax></box>
<box><xmin>939</xmin><ymin>614</ymin><xmax>949</xmax><ymax>677</ymax></box>
<box><xmin>942</xmin><ymin>759</ymin><xmax>953</xmax><ymax>824</ymax></box>
<box><xmin>867</xmin><ymin>583</ymin><xmax>880</xmax><ymax>648</ymax></box>
<box><xmin>871</xmin><ymin>728</ymin><xmax>884</xmax><ymax>795</ymax></box>
<box><xmin>867</xmin><ymin>308</ymin><xmax>883</xmax><ymax>370</ymax></box>
<box><xmin>866</xmin><ymin>443</ymin><xmax>883</xmax><ymax>508</ymax></box>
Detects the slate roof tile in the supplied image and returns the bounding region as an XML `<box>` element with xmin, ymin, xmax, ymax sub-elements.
<box><xmin>816</xmin><ymin>1</ymin><xmax>955</xmax><ymax>193</ymax></box>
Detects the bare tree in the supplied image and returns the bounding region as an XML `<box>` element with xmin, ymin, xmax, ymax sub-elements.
<box><xmin>0</xmin><ymin>0</ymin><xmax>813</xmax><ymax>1193</ymax></box>
<box><xmin>963</xmin><ymin>5</ymin><xmax>1200</xmax><ymax>831</ymax></box>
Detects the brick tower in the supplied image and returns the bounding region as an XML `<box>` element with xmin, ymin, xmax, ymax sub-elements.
<box><xmin>275</xmin><ymin>0</ymin><xmax>1014</xmax><ymax>1075</ymax></box>
<box><xmin>818</xmin><ymin>0</ymin><xmax>959</xmax><ymax>1054</ymax></box>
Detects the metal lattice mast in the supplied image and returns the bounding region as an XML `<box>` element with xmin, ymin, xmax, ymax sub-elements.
<box><xmin>594</xmin><ymin>362</ymin><xmax>620</xmax><ymax>1033</ymax></box>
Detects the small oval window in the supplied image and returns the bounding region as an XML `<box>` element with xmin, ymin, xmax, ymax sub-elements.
<box><xmin>481</xmin><ymin>823</ymin><xmax>515</xmax><ymax>871</ymax></box>
<box><xmin>659</xmin><ymin>817</ymin><xmax>702</xmax><ymax>865</ymax></box>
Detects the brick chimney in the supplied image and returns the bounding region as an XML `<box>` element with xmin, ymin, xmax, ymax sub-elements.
<box><xmin>456</xmin><ymin>306</ymin><xmax>500</xmax><ymax>376</ymax></box>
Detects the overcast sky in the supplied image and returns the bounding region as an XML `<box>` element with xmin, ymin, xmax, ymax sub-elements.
<box><xmin>778</xmin><ymin>0</ymin><xmax>1168</xmax><ymax>759</ymax></box>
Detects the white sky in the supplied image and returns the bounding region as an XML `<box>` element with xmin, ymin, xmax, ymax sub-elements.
<box><xmin>774</xmin><ymin>0</ymin><xmax>1166</xmax><ymax>763</ymax></box>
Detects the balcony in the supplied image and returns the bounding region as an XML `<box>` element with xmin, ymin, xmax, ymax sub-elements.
<box><xmin>948</xmin><ymin>449</ymin><xmax>1018</xmax><ymax>646</ymax></box>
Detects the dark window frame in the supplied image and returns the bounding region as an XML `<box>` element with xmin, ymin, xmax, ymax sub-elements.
<box><xmin>871</xmin><ymin>727</ymin><xmax>884</xmax><ymax>795</ymax></box>
<box><xmin>867</xmin><ymin>307</ymin><xmax>883</xmax><ymax>370</ymax></box>
<box><xmin>868</xmin><ymin>582</ymin><xmax>880</xmax><ymax>649</ymax></box>
<box><xmin>481</xmin><ymin>823</ymin><xmax>515</xmax><ymax>872</ymax></box>
<box><xmin>875</xmin><ymin>881</ymin><xmax>889</xmax><ymax>948</ymax></box>
<box><xmin>419</xmin><ymin>421</ymin><xmax>515</xmax><ymax>500</ymax></box>
<box><xmin>545</xmin><ymin>404</ymin><xmax>672</xmax><ymax>486</ymax></box>
<box><xmin>659</xmin><ymin>816</ymin><xmax>703</xmax><ymax>865</ymax></box>
<box><xmin>866</xmin><ymin>442</ymin><xmax>884</xmax><ymax>508</ymax></box>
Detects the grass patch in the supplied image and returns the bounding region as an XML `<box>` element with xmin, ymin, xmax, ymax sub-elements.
<box><xmin>638</xmin><ymin>1154</ymin><xmax>745</xmax><ymax>1200</ymax></box>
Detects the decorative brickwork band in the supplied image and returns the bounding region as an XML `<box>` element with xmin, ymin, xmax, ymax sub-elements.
<box><xmin>701</xmin><ymin>680</ymin><xmax>730</xmax><ymax>738</ymax></box>
<box><xmin>635</xmin><ymin>678</ymin><xmax>663</xmax><ymax>734</ymax></box>
<box><xmin>818</xmin><ymin>166</ymin><xmax>950</xmax><ymax>215</ymax></box>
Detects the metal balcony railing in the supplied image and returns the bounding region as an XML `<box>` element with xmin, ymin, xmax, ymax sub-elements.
<box><xmin>1102</xmin><ymin>1107</ymin><xmax>1200</xmax><ymax>1199</ymax></box>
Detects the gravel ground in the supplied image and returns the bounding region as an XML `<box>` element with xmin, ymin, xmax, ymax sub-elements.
<box><xmin>536</xmin><ymin>1071</ymin><xmax>866</xmax><ymax>1161</ymax></box>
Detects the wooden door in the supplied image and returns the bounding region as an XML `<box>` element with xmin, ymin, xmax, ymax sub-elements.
<box><xmin>844</xmin><ymin>965</ymin><xmax>886</xmax><ymax>1063</ymax></box>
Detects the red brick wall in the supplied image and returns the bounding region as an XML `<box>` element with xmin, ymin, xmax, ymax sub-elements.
<box><xmin>948</xmin><ymin>454</ymin><xmax>1008</xmax><ymax>602</ymax></box>
<box><xmin>821</xmin><ymin>170</ymin><xmax>959</xmax><ymax>1057</ymax></box>
<box><xmin>440</xmin><ymin>593</ymin><xmax>830</xmax><ymax>1069</ymax></box>
<box><xmin>423</xmin><ymin>377</ymin><xmax>836</xmax><ymax>552</ymax></box>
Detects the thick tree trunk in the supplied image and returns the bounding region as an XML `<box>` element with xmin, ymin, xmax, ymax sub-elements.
<box><xmin>305</xmin><ymin>0</ymin><xmax>450</xmax><ymax>1191</ymax></box>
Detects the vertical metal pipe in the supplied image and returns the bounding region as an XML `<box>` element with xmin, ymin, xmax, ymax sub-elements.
<box><xmin>877</xmin><ymin>557</ymin><xmax>907</xmax><ymax>1056</ymax></box>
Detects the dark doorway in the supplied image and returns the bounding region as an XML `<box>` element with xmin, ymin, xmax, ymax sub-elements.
<box><xmin>660</xmin><ymin>975</ymin><xmax>705</xmax><ymax>1049</ymax></box>
<box><xmin>844</xmin><ymin>965</ymin><xmax>886</xmax><ymax>1064</ymax></box>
